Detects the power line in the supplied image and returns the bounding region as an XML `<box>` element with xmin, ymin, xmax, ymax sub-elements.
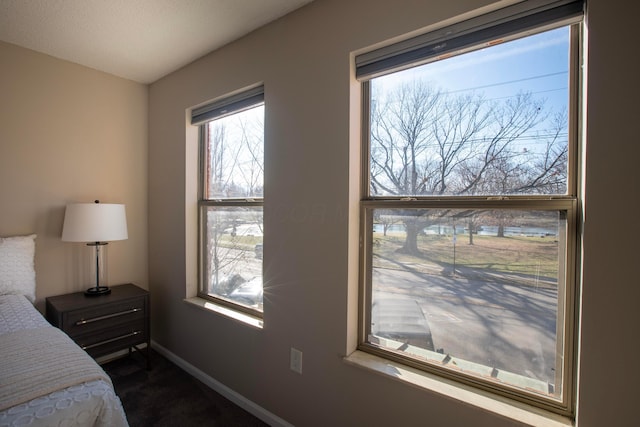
<box><xmin>444</xmin><ymin>71</ymin><xmax>568</xmax><ymax>94</ymax></box>
<box><xmin>371</xmin><ymin>131</ymin><xmax>569</xmax><ymax>150</ymax></box>
<box><xmin>486</xmin><ymin>87</ymin><xmax>567</xmax><ymax>102</ymax></box>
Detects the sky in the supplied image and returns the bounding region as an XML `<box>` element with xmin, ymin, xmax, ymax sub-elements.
<box><xmin>373</xmin><ymin>25</ymin><xmax>571</xmax><ymax>145</ymax></box>
<box><xmin>375</xmin><ymin>26</ymin><xmax>570</xmax><ymax>108</ymax></box>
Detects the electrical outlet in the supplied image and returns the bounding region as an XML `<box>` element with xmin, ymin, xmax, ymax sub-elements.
<box><xmin>290</xmin><ymin>347</ymin><xmax>303</xmax><ymax>374</ymax></box>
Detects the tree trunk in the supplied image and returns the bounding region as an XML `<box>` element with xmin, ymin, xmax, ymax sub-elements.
<box><xmin>468</xmin><ymin>219</ymin><xmax>474</xmax><ymax>245</ymax></box>
<box><xmin>400</xmin><ymin>221</ymin><xmax>421</xmax><ymax>254</ymax></box>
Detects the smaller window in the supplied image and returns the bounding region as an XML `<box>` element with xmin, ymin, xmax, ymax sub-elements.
<box><xmin>195</xmin><ymin>87</ymin><xmax>265</xmax><ymax>317</ymax></box>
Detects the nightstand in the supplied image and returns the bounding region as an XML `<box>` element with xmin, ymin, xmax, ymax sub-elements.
<box><xmin>46</xmin><ymin>283</ymin><xmax>150</xmax><ymax>368</ymax></box>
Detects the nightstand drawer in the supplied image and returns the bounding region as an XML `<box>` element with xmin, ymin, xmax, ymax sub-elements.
<box><xmin>74</xmin><ymin>319</ymin><xmax>147</xmax><ymax>358</ymax></box>
<box><xmin>46</xmin><ymin>284</ymin><xmax>150</xmax><ymax>365</ymax></box>
<box><xmin>63</xmin><ymin>297</ymin><xmax>146</xmax><ymax>337</ymax></box>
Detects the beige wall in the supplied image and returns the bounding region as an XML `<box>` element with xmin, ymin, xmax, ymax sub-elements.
<box><xmin>145</xmin><ymin>0</ymin><xmax>636</xmax><ymax>425</ymax></box>
<box><xmin>149</xmin><ymin>0</ymin><xmax>640</xmax><ymax>426</ymax></box>
<box><xmin>0</xmin><ymin>41</ymin><xmax>149</xmax><ymax>309</ymax></box>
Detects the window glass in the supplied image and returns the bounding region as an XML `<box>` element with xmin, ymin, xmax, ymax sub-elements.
<box><xmin>199</xmin><ymin>94</ymin><xmax>264</xmax><ymax>315</ymax></box>
<box><xmin>361</xmin><ymin>21</ymin><xmax>580</xmax><ymax>413</ymax></box>
<box><xmin>205</xmin><ymin>105</ymin><xmax>264</xmax><ymax>199</ymax></box>
<box><xmin>369</xmin><ymin>27</ymin><xmax>569</xmax><ymax>198</ymax></box>
<box><xmin>203</xmin><ymin>206</ymin><xmax>263</xmax><ymax>311</ymax></box>
<box><xmin>368</xmin><ymin>208</ymin><xmax>566</xmax><ymax>399</ymax></box>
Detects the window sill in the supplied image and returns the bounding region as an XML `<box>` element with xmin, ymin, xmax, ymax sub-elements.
<box><xmin>184</xmin><ymin>297</ymin><xmax>263</xmax><ymax>329</ymax></box>
<box><xmin>343</xmin><ymin>350</ymin><xmax>572</xmax><ymax>427</ymax></box>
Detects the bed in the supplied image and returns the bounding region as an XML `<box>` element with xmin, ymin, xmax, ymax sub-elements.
<box><xmin>0</xmin><ymin>234</ymin><xmax>129</xmax><ymax>427</ymax></box>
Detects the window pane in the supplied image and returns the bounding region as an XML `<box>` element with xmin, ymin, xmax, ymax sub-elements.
<box><xmin>369</xmin><ymin>27</ymin><xmax>570</xmax><ymax>197</ymax></box>
<box><xmin>203</xmin><ymin>206</ymin><xmax>263</xmax><ymax>312</ymax></box>
<box><xmin>369</xmin><ymin>208</ymin><xmax>565</xmax><ymax>400</ymax></box>
<box><xmin>205</xmin><ymin>104</ymin><xmax>264</xmax><ymax>199</ymax></box>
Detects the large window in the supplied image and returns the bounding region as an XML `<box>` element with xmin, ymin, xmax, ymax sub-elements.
<box><xmin>357</xmin><ymin>1</ymin><xmax>583</xmax><ymax>415</ymax></box>
<box><xmin>193</xmin><ymin>86</ymin><xmax>264</xmax><ymax>317</ymax></box>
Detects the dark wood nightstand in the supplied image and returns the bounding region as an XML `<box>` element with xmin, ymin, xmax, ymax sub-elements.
<box><xmin>46</xmin><ymin>283</ymin><xmax>150</xmax><ymax>368</ymax></box>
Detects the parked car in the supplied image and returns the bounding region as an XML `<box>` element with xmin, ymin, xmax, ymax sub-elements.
<box><xmin>371</xmin><ymin>297</ymin><xmax>434</xmax><ymax>351</ymax></box>
<box><xmin>254</xmin><ymin>243</ymin><xmax>263</xmax><ymax>259</ymax></box>
<box><xmin>228</xmin><ymin>276</ymin><xmax>263</xmax><ymax>307</ymax></box>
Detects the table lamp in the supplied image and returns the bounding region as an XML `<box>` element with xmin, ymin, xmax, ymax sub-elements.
<box><xmin>62</xmin><ymin>200</ymin><xmax>128</xmax><ymax>296</ymax></box>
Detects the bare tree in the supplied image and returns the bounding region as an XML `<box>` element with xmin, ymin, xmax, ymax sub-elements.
<box><xmin>207</xmin><ymin>111</ymin><xmax>264</xmax><ymax>198</ymax></box>
<box><xmin>430</xmin><ymin>93</ymin><xmax>493</xmax><ymax>195</ymax></box>
<box><xmin>235</xmin><ymin>114</ymin><xmax>264</xmax><ymax>198</ymax></box>
<box><xmin>205</xmin><ymin>109</ymin><xmax>264</xmax><ymax>291</ymax></box>
<box><xmin>370</xmin><ymin>81</ymin><xmax>440</xmax><ymax>196</ymax></box>
<box><xmin>512</xmin><ymin>111</ymin><xmax>568</xmax><ymax>195</ymax></box>
<box><xmin>455</xmin><ymin>92</ymin><xmax>545</xmax><ymax>195</ymax></box>
<box><xmin>370</xmin><ymin>81</ymin><xmax>567</xmax><ymax>252</ymax></box>
<box><xmin>207</xmin><ymin>212</ymin><xmax>248</xmax><ymax>294</ymax></box>
<box><xmin>207</xmin><ymin>123</ymin><xmax>227</xmax><ymax>197</ymax></box>
<box><xmin>373</xmin><ymin>209</ymin><xmax>399</xmax><ymax>236</ymax></box>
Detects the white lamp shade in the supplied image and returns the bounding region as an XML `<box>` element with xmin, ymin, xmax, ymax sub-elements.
<box><xmin>62</xmin><ymin>203</ymin><xmax>128</xmax><ymax>242</ymax></box>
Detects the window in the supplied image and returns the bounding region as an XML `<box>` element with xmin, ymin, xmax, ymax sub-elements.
<box><xmin>357</xmin><ymin>1</ymin><xmax>583</xmax><ymax>415</ymax></box>
<box><xmin>193</xmin><ymin>86</ymin><xmax>264</xmax><ymax>317</ymax></box>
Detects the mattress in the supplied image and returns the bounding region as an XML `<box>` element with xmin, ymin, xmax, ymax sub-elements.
<box><xmin>0</xmin><ymin>294</ymin><xmax>129</xmax><ymax>427</ymax></box>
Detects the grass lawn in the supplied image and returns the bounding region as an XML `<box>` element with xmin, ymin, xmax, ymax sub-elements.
<box><xmin>373</xmin><ymin>232</ymin><xmax>559</xmax><ymax>285</ymax></box>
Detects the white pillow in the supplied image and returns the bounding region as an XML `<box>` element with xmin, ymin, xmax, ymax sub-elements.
<box><xmin>0</xmin><ymin>234</ymin><xmax>36</xmax><ymax>303</ymax></box>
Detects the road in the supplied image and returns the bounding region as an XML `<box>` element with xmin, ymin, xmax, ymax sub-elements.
<box><xmin>372</xmin><ymin>265</ymin><xmax>560</xmax><ymax>387</ymax></box>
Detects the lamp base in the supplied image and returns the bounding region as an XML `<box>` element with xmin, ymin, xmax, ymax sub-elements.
<box><xmin>85</xmin><ymin>286</ymin><xmax>111</xmax><ymax>296</ymax></box>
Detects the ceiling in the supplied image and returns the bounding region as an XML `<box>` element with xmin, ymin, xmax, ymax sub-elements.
<box><xmin>0</xmin><ymin>0</ymin><xmax>313</xmax><ymax>84</ymax></box>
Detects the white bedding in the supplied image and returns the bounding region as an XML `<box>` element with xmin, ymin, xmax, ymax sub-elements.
<box><xmin>0</xmin><ymin>295</ymin><xmax>129</xmax><ymax>427</ymax></box>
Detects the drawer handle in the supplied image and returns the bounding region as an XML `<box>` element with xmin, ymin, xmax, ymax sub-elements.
<box><xmin>75</xmin><ymin>308</ymin><xmax>142</xmax><ymax>326</ymax></box>
<box><xmin>81</xmin><ymin>331</ymin><xmax>142</xmax><ymax>350</ymax></box>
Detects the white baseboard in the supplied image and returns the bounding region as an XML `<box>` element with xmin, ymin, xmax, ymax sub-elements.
<box><xmin>151</xmin><ymin>340</ymin><xmax>293</xmax><ymax>427</ymax></box>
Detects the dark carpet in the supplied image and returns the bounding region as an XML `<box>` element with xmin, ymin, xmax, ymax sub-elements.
<box><xmin>102</xmin><ymin>349</ymin><xmax>269</xmax><ymax>427</ymax></box>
